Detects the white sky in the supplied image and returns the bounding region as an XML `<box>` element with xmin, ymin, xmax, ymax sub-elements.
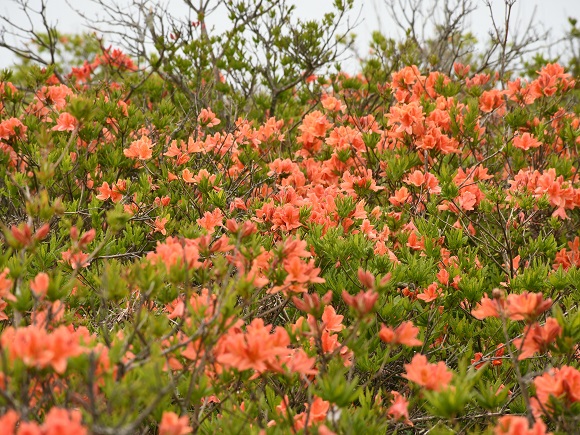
<box><xmin>0</xmin><ymin>0</ymin><xmax>578</xmax><ymax>71</ymax></box>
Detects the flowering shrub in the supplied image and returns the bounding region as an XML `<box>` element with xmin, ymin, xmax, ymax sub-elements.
<box><xmin>0</xmin><ymin>27</ymin><xmax>579</xmax><ymax>434</ymax></box>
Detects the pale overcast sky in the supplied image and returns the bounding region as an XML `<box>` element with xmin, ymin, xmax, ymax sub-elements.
<box><xmin>0</xmin><ymin>0</ymin><xmax>578</xmax><ymax>71</ymax></box>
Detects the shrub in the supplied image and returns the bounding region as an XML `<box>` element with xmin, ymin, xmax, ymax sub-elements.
<box><xmin>0</xmin><ymin>0</ymin><xmax>579</xmax><ymax>433</ymax></box>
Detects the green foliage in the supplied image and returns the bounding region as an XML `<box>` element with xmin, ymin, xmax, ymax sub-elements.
<box><xmin>0</xmin><ymin>0</ymin><xmax>579</xmax><ymax>433</ymax></box>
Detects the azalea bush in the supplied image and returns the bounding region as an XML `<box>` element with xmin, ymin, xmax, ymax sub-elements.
<box><xmin>1</xmin><ymin>1</ymin><xmax>580</xmax><ymax>434</ymax></box>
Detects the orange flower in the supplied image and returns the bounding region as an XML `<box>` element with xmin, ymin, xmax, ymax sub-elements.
<box><xmin>283</xmin><ymin>348</ymin><xmax>317</xmax><ymax>377</ymax></box>
<box><xmin>405</xmin><ymin>170</ymin><xmax>426</xmax><ymax>187</ymax></box>
<box><xmin>513</xmin><ymin>132</ymin><xmax>542</xmax><ymax>151</ymax></box>
<box><xmin>42</xmin><ymin>408</ymin><xmax>87</xmax><ymax>435</ymax></box>
<box><xmin>154</xmin><ymin>195</ymin><xmax>171</xmax><ymax>207</ymax></box>
<box><xmin>387</xmin><ymin>391</ymin><xmax>413</xmax><ymax>426</ymax></box>
<box><xmin>379</xmin><ymin>321</ymin><xmax>422</xmax><ymax>347</ymax></box>
<box><xmin>217</xmin><ymin>318</ymin><xmax>290</xmax><ymax>374</ymax></box>
<box><xmin>404</xmin><ymin>233</ymin><xmax>422</xmax><ymax>253</ymax></box>
<box><xmin>10</xmin><ymin>222</ymin><xmax>33</xmax><ymax>247</ymax></box>
<box><xmin>0</xmin><ymin>300</ymin><xmax>7</xmax><ymax>321</ymax></box>
<box><xmin>297</xmin><ymin>110</ymin><xmax>331</xmax><ymax>154</ymax></box>
<box><xmin>533</xmin><ymin>365</ymin><xmax>580</xmax><ymax>415</ymax></box>
<box><xmin>388</xmin><ymin>101</ymin><xmax>425</xmax><ymax>136</ymax></box>
<box><xmin>320</xmin><ymin>305</ymin><xmax>344</xmax><ymax>333</ymax></box>
<box><xmin>357</xmin><ymin>268</ymin><xmax>375</xmax><ymax>289</ymax></box>
<box><xmin>18</xmin><ymin>420</ymin><xmax>43</xmax><ymax>434</ymax></box>
<box><xmin>30</xmin><ymin>272</ymin><xmax>49</xmax><ymax>297</ymax></box>
<box><xmin>326</xmin><ymin>126</ymin><xmax>366</xmax><ymax>153</ymax></box>
<box><xmin>97</xmin><ymin>47</ymin><xmax>136</xmax><ymax>71</ymax></box>
<box><xmin>472</xmin><ymin>292</ymin><xmax>507</xmax><ymax>320</ymax></box>
<box><xmin>436</xmin><ymin>268</ymin><xmax>449</xmax><ymax>286</ymax></box>
<box><xmin>95</xmin><ymin>181</ymin><xmax>124</xmax><ymax>203</ymax></box>
<box><xmin>0</xmin><ymin>117</ymin><xmax>27</xmax><ymax>141</ymax></box>
<box><xmin>61</xmin><ymin>249</ymin><xmax>90</xmax><ymax>269</ymax></box>
<box><xmin>479</xmin><ymin>89</ymin><xmax>505</xmax><ymax>113</ymax></box>
<box><xmin>0</xmin><ymin>81</ymin><xmax>17</xmax><ymax>100</ymax></box>
<box><xmin>272</xmin><ymin>204</ymin><xmax>302</xmax><ymax>231</ymax></box>
<box><xmin>307</xmin><ymin>396</ymin><xmax>330</xmax><ymax>422</ymax></box>
<box><xmin>147</xmin><ymin>237</ymin><xmax>203</xmax><ymax>271</ymax></box>
<box><xmin>293</xmin><ymin>396</ymin><xmax>330</xmax><ymax>430</ymax></box>
<box><xmin>96</xmin><ymin>181</ymin><xmax>112</xmax><ymax>201</ymax></box>
<box><xmin>391</xmin><ymin>65</ymin><xmax>423</xmax><ymax>90</ymax></box>
<box><xmin>183</xmin><ymin>169</ymin><xmax>216</xmax><ymax>185</ymax></box>
<box><xmin>494</xmin><ymin>415</ymin><xmax>549</xmax><ymax>435</ymax></box>
<box><xmin>424</xmin><ymin>172</ymin><xmax>441</xmax><ymax>194</ymax></box>
<box><xmin>292</xmin><ymin>290</ymin><xmax>333</xmax><ymax>316</ymax></box>
<box><xmin>506</xmin><ymin>78</ymin><xmax>537</xmax><ymax>105</ymax></box>
<box><xmin>492</xmin><ymin>345</ymin><xmax>505</xmax><ymax>366</ymax></box>
<box><xmin>453</xmin><ymin>62</ymin><xmax>470</xmax><ymax>78</ymax></box>
<box><xmin>403</xmin><ymin>354</ymin><xmax>453</xmax><ymax>391</ymax></box>
<box><xmin>159</xmin><ymin>412</ymin><xmax>192</xmax><ymax>435</ymax></box>
<box><xmin>471</xmin><ymin>352</ymin><xmax>485</xmax><ymax>369</ymax></box>
<box><xmin>321</xmin><ymin>94</ymin><xmax>346</xmax><ymax>112</ymax></box>
<box><xmin>182</xmin><ymin>168</ymin><xmax>195</xmax><ymax>183</ymax></box>
<box><xmin>34</xmin><ymin>223</ymin><xmax>50</xmax><ymax>242</ymax></box>
<box><xmin>44</xmin><ymin>84</ymin><xmax>73</xmax><ymax>109</ymax></box>
<box><xmin>284</xmin><ymin>257</ymin><xmax>325</xmax><ymax>286</ymax></box>
<box><xmin>342</xmin><ymin>289</ymin><xmax>378</xmax><ymax>316</ymax></box>
<box><xmin>389</xmin><ymin>187</ymin><xmax>410</xmax><ymax>206</ymax></box>
<box><xmin>318</xmin><ymin>425</ymin><xmax>337</xmax><ymax>435</ymax></box>
<box><xmin>506</xmin><ymin>291</ymin><xmax>552</xmax><ymax>322</ymax></box>
<box><xmin>154</xmin><ymin>216</ymin><xmax>169</xmax><ymax>235</ymax></box>
<box><xmin>0</xmin><ymin>268</ymin><xmax>15</xmax><ymax>302</ymax></box>
<box><xmin>340</xmin><ymin>169</ymin><xmax>384</xmax><ymax>194</ymax></box>
<box><xmin>196</xmin><ymin>208</ymin><xmax>224</xmax><ymax>234</ymax></box>
<box><xmin>472</xmin><ymin>344</ymin><xmax>506</xmax><ymax>368</ymax></box>
<box><xmin>416</xmin><ymin>282</ymin><xmax>442</xmax><ymax>303</ymax></box>
<box><xmin>319</xmin><ymin>330</ymin><xmax>353</xmax><ymax>366</ymax></box>
<box><xmin>283</xmin><ymin>257</ymin><xmax>313</xmax><ymax>284</ymax></box>
<box><xmin>457</xmin><ymin>189</ymin><xmax>477</xmax><ymax>211</ymax></box>
<box><xmin>52</xmin><ymin>112</ymin><xmax>78</xmax><ymax>132</ymax></box>
<box><xmin>123</xmin><ymin>135</ymin><xmax>153</xmax><ymax>160</ymax></box>
<box><xmin>0</xmin><ymin>410</ymin><xmax>19</xmax><ymax>433</ymax></box>
<box><xmin>197</xmin><ymin>108</ymin><xmax>220</xmax><ymax>127</ymax></box>
<box><xmin>513</xmin><ymin>317</ymin><xmax>561</xmax><ymax>360</ymax></box>
<box><xmin>1</xmin><ymin>324</ymin><xmax>84</xmax><ymax>374</ymax></box>
<box><xmin>404</xmin><ymin>170</ymin><xmax>441</xmax><ymax>194</ymax></box>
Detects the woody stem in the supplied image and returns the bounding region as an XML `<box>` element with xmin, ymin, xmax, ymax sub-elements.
<box><xmin>500</xmin><ymin>313</ymin><xmax>534</xmax><ymax>425</ymax></box>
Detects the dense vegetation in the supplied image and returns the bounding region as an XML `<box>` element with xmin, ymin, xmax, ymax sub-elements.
<box><xmin>0</xmin><ymin>0</ymin><xmax>579</xmax><ymax>433</ymax></box>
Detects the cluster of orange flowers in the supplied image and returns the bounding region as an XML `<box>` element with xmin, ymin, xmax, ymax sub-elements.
<box><xmin>0</xmin><ymin>409</ymin><xmax>87</xmax><ymax>435</ymax></box>
<box><xmin>1</xmin><ymin>45</ymin><xmax>580</xmax><ymax>432</ymax></box>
